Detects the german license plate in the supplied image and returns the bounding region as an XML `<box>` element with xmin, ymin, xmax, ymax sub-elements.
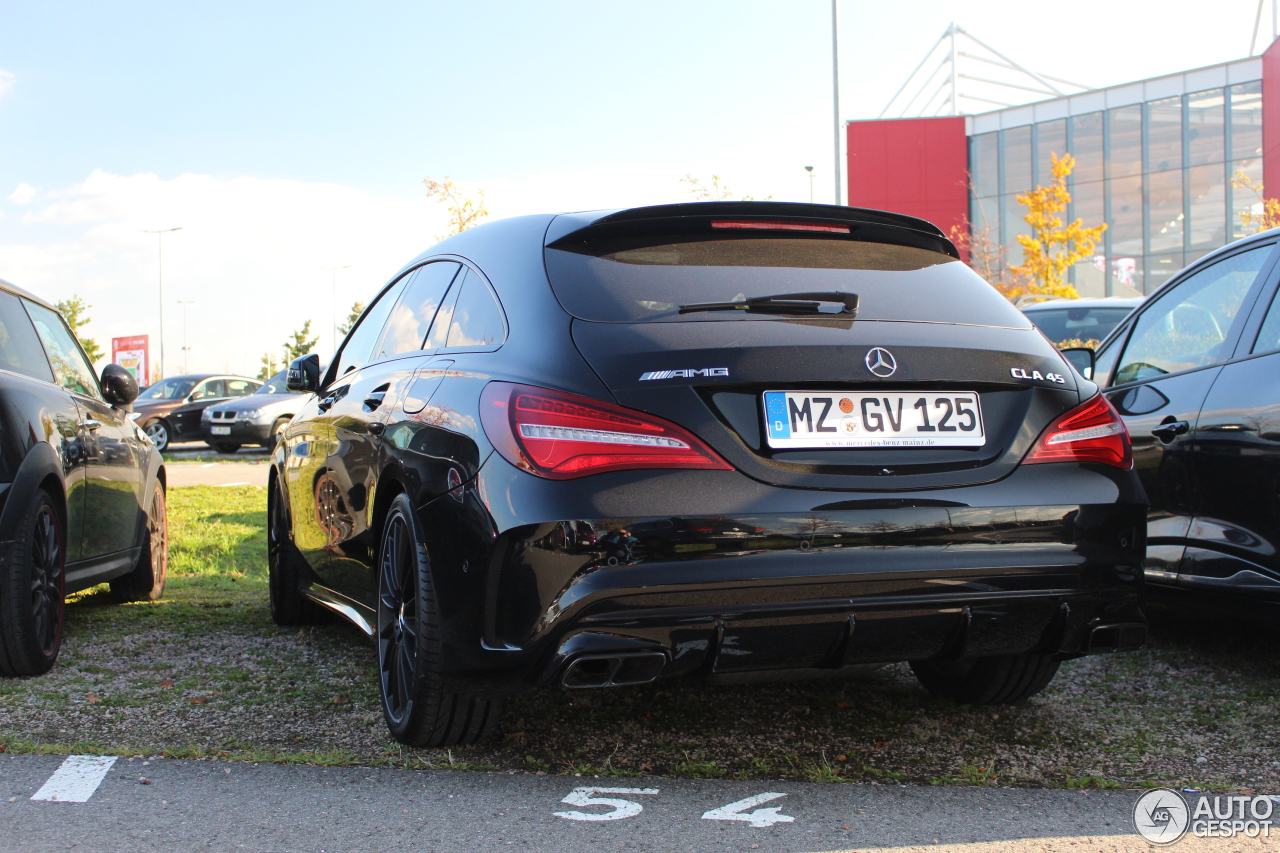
<box><xmin>763</xmin><ymin>391</ymin><xmax>985</xmax><ymax>449</ymax></box>
<box><xmin>210</xmin><ymin>426</ymin><xmax>231</xmax><ymax>435</ymax></box>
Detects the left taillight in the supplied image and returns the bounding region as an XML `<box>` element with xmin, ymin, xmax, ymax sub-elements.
<box><xmin>479</xmin><ymin>382</ymin><xmax>733</xmax><ymax>480</ymax></box>
<box><xmin>1022</xmin><ymin>394</ymin><xmax>1132</xmax><ymax>469</ymax></box>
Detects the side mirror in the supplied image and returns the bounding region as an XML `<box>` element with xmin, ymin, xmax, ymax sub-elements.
<box><xmin>101</xmin><ymin>363</ymin><xmax>139</xmax><ymax>410</ymax></box>
<box><xmin>1059</xmin><ymin>347</ymin><xmax>1095</xmax><ymax>380</ymax></box>
<box><xmin>286</xmin><ymin>354</ymin><xmax>321</xmax><ymax>393</ymax></box>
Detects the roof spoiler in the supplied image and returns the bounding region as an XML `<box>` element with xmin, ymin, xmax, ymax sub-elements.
<box><xmin>545</xmin><ymin>201</ymin><xmax>960</xmax><ymax>259</ymax></box>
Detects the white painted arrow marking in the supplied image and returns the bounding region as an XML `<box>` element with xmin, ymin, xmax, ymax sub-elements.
<box><xmin>31</xmin><ymin>755</ymin><xmax>118</xmax><ymax>802</ymax></box>
<box><xmin>702</xmin><ymin>792</ymin><xmax>794</xmax><ymax>827</ymax></box>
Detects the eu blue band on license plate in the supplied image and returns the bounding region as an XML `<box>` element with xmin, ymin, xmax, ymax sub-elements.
<box><xmin>763</xmin><ymin>391</ymin><xmax>985</xmax><ymax>449</ymax></box>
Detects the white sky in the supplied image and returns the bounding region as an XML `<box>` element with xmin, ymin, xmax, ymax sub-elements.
<box><xmin>0</xmin><ymin>0</ymin><xmax>1272</xmax><ymax>376</ymax></box>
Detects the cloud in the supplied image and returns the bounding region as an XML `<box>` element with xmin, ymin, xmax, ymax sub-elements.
<box><xmin>7</xmin><ymin>183</ymin><xmax>38</xmax><ymax>205</ymax></box>
<box><xmin>0</xmin><ymin>69</ymin><xmax>12</xmax><ymax>100</ymax></box>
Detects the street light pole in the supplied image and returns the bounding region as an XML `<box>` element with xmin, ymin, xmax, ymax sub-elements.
<box><xmin>832</xmin><ymin>0</ymin><xmax>842</xmax><ymax>206</ymax></box>
<box><xmin>177</xmin><ymin>300</ymin><xmax>198</xmax><ymax>373</ymax></box>
<box><xmin>805</xmin><ymin>166</ymin><xmax>814</xmax><ymax>204</ymax></box>
<box><xmin>141</xmin><ymin>227</ymin><xmax>182</xmax><ymax>380</ymax></box>
<box><xmin>321</xmin><ymin>266</ymin><xmax>352</xmax><ymax>355</ymax></box>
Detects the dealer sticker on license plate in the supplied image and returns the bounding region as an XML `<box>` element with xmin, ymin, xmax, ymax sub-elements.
<box><xmin>763</xmin><ymin>391</ymin><xmax>985</xmax><ymax>449</ymax></box>
<box><xmin>210</xmin><ymin>426</ymin><xmax>231</xmax><ymax>435</ymax></box>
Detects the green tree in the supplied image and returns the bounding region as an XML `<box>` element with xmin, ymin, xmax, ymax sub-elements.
<box><xmin>338</xmin><ymin>302</ymin><xmax>365</xmax><ymax>337</ymax></box>
<box><xmin>257</xmin><ymin>352</ymin><xmax>280</xmax><ymax>381</ymax></box>
<box><xmin>282</xmin><ymin>320</ymin><xmax>319</xmax><ymax>362</ymax></box>
<box><xmin>55</xmin><ymin>295</ymin><xmax>104</xmax><ymax>363</ymax></box>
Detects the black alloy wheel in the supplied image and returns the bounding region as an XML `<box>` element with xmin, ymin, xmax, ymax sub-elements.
<box><xmin>110</xmin><ymin>483</ymin><xmax>168</xmax><ymax>603</ymax></box>
<box><xmin>144</xmin><ymin>420</ymin><xmax>171</xmax><ymax>452</ymax></box>
<box><xmin>267</xmin><ymin>479</ymin><xmax>324</xmax><ymax>625</ymax></box>
<box><xmin>375</xmin><ymin>493</ymin><xmax>501</xmax><ymax>746</ymax></box>
<box><xmin>0</xmin><ymin>491</ymin><xmax>65</xmax><ymax>677</ymax></box>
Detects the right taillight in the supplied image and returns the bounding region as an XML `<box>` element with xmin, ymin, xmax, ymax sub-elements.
<box><xmin>479</xmin><ymin>381</ymin><xmax>733</xmax><ymax>479</ymax></box>
<box><xmin>1023</xmin><ymin>394</ymin><xmax>1132</xmax><ymax>469</ymax></box>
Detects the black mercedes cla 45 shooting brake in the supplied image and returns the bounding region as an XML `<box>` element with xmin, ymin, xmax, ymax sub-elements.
<box><xmin>270</xmin><ymin>202</ymin><xmax>1148</xmax><ymax>747</ymax></box>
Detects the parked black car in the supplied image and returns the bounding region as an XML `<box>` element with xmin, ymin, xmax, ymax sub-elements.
<box><xmin>1062</xmin><ymin>228</ymin><xmax>1280</xmax><ymax>603</ymax></box>
<box><xmin>0</xmin><ymin>278</ymin><xmax>168</xmax><ymax>677</ymax></box>
<box><xmin>133</xmin><ymin>373</ymin><xmax>261</xmax><ymax>451</ymax></box>
<box><xmin>270</xmin><ymin>202</ymin><xmax>1147</xmax><ymax>747</ymax></box>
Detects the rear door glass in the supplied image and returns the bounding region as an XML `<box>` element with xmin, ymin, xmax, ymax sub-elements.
<box><xmin>372</xmin><ymin>262</ymin><xmax>461</xmax><ymax>361</ymax></box>
<box><xmin>0</xmin><ymin>291</ymin><xmax>54</xmax><ymax>383</ymax></box>
<box><xmin>444</xmin><ymin>269</ymin><xmax>505</xmax><ymax>349</ymax></box>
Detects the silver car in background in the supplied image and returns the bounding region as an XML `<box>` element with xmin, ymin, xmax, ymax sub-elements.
<box><xmin>201</xmin><ymin>369</ymin><xmax>306</xmax><ymax>453</ymax></box>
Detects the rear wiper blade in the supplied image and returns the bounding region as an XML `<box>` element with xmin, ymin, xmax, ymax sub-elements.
<box><xmin>678</xmin><ymin>291</ymin><xmax>859</xmax><ymax>317</ymax></box>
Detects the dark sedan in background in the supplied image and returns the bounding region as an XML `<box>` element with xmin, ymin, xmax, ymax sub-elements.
<box><xmin>1063</xmin><ymin>228</ymin><xmax>1280</xmax><ymax>603</ymax></box>
<box><xmin>132</xmin><ymin>373</ymin><xmax>261</xmax><ymax>451</ymax></box>
<box><xmin>270</xmin><ymin>201</ymin><xmax>1147</xmax><ymax>747</ymax></box>
<box><xmin>0</xmin><ymin>278</ymin><xmax>168</xmax><ymax>677</ymax></box>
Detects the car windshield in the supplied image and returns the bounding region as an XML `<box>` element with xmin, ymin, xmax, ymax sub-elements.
<box><xmin>258</xmin><ymin>369</ymin><xmax>292</xmax><ymax>394</ymax></box>
<box><xmin>138</xmin><ymin>378</ymin><xmax>194</xmax><ymax>400</ymax></box>
<box><xmin>1025</xmin><ymin>306</ymin><xmax>1135</xmax><ymax>345</ymax></box>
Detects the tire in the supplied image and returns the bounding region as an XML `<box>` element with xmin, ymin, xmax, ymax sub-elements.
<box><xmin>910</xmin><ymin>652</ymin><xmax>1061</xmax><ymax>705</ymax></box>
<box><xmin>0</xmin><ymin>490</ymin><xmax>65</xmax><ymax>677</ymax></box>
<box><xmin>143</xmin><ymin>419</ymin><xmax>171</xmax><ymax>452</ymax></box>
<box><xmin>110</xmin><ymin>482</ymin><xmax>168</xmax><ymax>603</ymax></box>
<box><xmin>210</xmin><ymin>442</ymin><xmax>241</xmax><ymax>454</ymax></box>
<box><xmin>268</xmin><ymin>479</ymin><xmax>325</xmax><ymax>626</ymax></box>
<box><xmin>376</xmin><ymin>493</ymin><xmax>502</xmax><ymax>746</ymax></box>
<box><xmin>267</xmin><ymin>418</ymin><xmax>290</xmax><ymax>450</ymax></box>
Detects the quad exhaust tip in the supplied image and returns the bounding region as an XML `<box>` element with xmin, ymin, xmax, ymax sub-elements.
<box><xmin>561</xmin><ymin>652</ymin><xmax>667</xmax><ymax>689</ymax></box>
<box><xmin>1087</xmin><ymin>622</ymin><xmax>1147</xmax><ymax>654</ymax></box>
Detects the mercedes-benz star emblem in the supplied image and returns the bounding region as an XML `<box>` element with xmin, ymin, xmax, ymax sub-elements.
<box><xmin>865</xmin><ymin>347</ymin><xmax>897</xmax><ymax>377</ymax></box>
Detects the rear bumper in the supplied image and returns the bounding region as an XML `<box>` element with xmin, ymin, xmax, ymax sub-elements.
<box><xmin>420</xmin><ymin>458</ymin><xmax>1148</xmax><ymax>692</ymax></box>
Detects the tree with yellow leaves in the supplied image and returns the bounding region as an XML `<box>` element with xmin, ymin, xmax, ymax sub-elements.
<box><xmin>423</xmin><ymin>176</ymin><xmax>490</xmax><ymax>241</ymax></box>
<box><xmin>1007</xmin><ymin>153</ymin><xmax>1107</xmax><ymax>301</ymax></box>
<box><xmin>1229</xmin><ymin>172</ymin><xmax>1280</xmax><ymax>233</ymax></box>
<box><xmin>681</xmin><ymin>174</ymin><xmax>771</xmax><ymax>201</ymax></box>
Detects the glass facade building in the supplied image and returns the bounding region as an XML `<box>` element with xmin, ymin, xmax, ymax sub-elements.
<box><xmin>969</xmin><ymin>74</ymin><xmax>1263</xmax><ymax>296</ymax></box>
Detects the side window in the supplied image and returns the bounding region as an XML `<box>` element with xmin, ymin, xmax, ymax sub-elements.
<box><xmin>1113</xmin><ymin>245</ymin><xmax>1272</xmax><ymax>385</ymax></box>
<box><xmin>333</xmin><ymin>274</ymin><xmax>413</xmax><ymax>378</ymax></box>
<box><xmin>444</xmin><ymin>269</ymin><xmax>506</xmax><ymax>349</ymax></box>
<box><xmin>198</xmin><ymin>379</ymin><xmax>226</xmax><ymax>400</ymax></box>
<box><xmin>23</xmin><ymin>300</ymin><xmax>101</xmax><ymax>399</ymax></box>
<box><xmin>226</xmin><ymin>379</ymin><xmax>257</xmax><ymax>397</ymax></box>
<box><xmin>0</xmin><ymin>291</ymin><xmax>54</xmax><ymax>383</ymax></box>
<box><xmin>372</xmin><ymin>262</ymin><xmax>461</xmax><ymax>362</ymax></box>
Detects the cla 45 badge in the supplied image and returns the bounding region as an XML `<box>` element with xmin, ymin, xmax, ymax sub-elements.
<box><xmin>1011</xmin><ymin>367</ymin><xmax>1066</xmax><ymax>384</ymax></box>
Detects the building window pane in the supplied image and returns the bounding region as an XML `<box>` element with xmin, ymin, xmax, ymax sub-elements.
<box><xmin>1107</xmin><ymin>105</ymin><xmax>1143</xmax><ymax>180</ymax></box>
<box><xmin>1187</xmin><ymin>88</ymin><xmax>1226</xmax><ymax>167</ymax></box>
<box><xmin>1187</xmin><ymin>163</ymin><xmax>1227</xmax><ymax>250</ymax></box>
<box><xmin>1069</xmin><ymin>112</ymin><xmax>1104</xmax><ymax>184</ymax></box>
<box><xmin>1230</xmin><ymin>80</ymin><xmax>1263</xmax><ymax>161</ymax></box>
<box><xmin>1001</xmin><ymin>126</ymin><xmax>1032</xmax><ymax>195</ymax></box>
<box><xmin>1001</xmin><ymin>193</ymin><xmax>1032</xmax><ymax>262</ymax></box>
<box><xmin>1108</xmin><ymin>175</ymin><xmax>1144</xmax><ymax>255</ymax></box>
<box><xmin>1231</xmin><ymin>157</ymin><xmax>1263</xmax><ymax>241</ymax></box>
<box><xmin>1034</xmin><ymin>119</ymin><xmax>1066</xmax><ymax>186</ymax></box>
<box><xmin>970</xmin><ymin>194</ymin><xmax>1000</xmax><ymax>235</ymax></box>
<box><xmin>1110</xmin><ymin>254</ymin><xmax>1144</xmax><ymax>295</ymax></box>
<box><xmin>1147</xmin><ymin>170</ymin><xmax>1184</xmax><ymax>254</ymax></box>
<box><xmin>970</xmin><ymin>133</ymin><xmax>999</xmax><ymax>197</ymax></box>
<box><xmin>1148</xmin><ymin>252</ymin><xmax>1183</xmax><ymax>293</ymax></box>
<box><xmin>1072</xmin><ymin>259</ymin><xmax>1108</xmax><ymax>298</ymax></box>
<box><xmin>1146</xmin><ymin>97</ymin><xmax>1182</xmax><ymax>173</ymax></box>
<box><xmin>1071</xmin><ymin>179</ymin><xmax>1105</xmax><ymax>231</ymax></box>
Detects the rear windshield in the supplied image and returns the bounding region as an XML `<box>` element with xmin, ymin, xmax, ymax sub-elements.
<box><xmin>544</xmin><ymin>235</ymin><xmax>1032</xmax><ymax>328</ymax></box>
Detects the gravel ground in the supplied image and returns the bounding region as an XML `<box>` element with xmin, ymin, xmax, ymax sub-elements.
<box><xmin>1</xmin><ymin>488</ymin><xmax>1277</xmax><ymax>791</ymax></box>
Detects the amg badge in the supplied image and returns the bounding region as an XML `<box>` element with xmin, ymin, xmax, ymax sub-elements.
<box><xmin>639</xmin><ymin>367</ymin><xmax>730</xmax><ymax>381</ymax></box>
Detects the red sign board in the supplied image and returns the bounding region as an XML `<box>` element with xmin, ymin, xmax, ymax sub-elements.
<box><xmin>111</xmin><ymin>335</ymin><xmax>149</xmax><ymax>383</ymax></box>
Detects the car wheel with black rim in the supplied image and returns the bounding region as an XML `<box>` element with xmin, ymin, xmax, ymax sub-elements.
<box><xmin>0</xmin><ymin>490</ymin><xmax>65</xmax><ymax>677</ymax></box>
<box><xmin>910</xmin><ymin>652</ymin><xmax>1061</xmax><ymax>705</ymax></box>
<box><xmin>268</xmin><ymin>479</ymin><xmax>325</xmax><ymax>625</ymax></box>
<box><xmin>110</xmin><ymin>482</ymin><xmax>168</xmax><ymax>603</ymax></box>
<box><xmin>144</xmin><ymin>419</ymin><xmax>171</xmax><ymax>451</ymax></box>
<box><xmin>376</xmin><ymin>492</ymin><xmax>502</xmax><ymax>746</ymax></box>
